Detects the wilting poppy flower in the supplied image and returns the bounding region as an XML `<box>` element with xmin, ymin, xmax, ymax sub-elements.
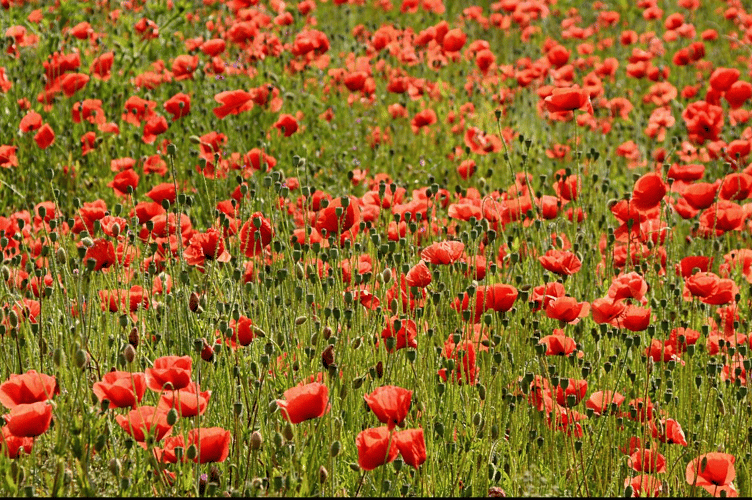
<box><xmin>421</xmin><ymin>240</ymin><xmax>464</xmax><ymax>265</ymax></box>
<box><xmin>158</xmin><ymin>382</ymin><xmax>211</xmax><ymax>417</ymax></box>
<box><xmin>240</xmin><ymin>213</ymin><xmax>273</xmax><ymax>257</ymax></box>
<box><xmin>538</xmin><ymin>329</ymin><xmax>577</xmax><ymax>356</ymax></box>
<box><xmin>686</xmin><ymin>452</ymin><xmax>737</xmax><ymax>497</ymax></box>
<box><xmin>5</xmin><ymin>401</ymin><xmax>53</xmax><ymax>437</ymax></box>
<box><xmin>274</xmin><ymin>114</ymin><xmax>299</xmax><ymax>137</ymax></box>
<box><xmin>115</xmin><ymin>406</ymin><xmax>172</xmax><ymax>442</ymax></box>
<box><xmin>394</xmin><ymin>428</ymin><xmax>426</xmax><ymax>469</ymax></box>
<box><xmin>0</xmin><ymin>370</ymin><xmax>58</xmax><ymax>409</ymax></box>
<box><xmin>93</xmin><ymin>371</ymin><xmax>146</xmax><ymax>409</ymax></box>
<box><xmin>356</xmin><ymin>426</ymin><xmax>399</xmax><ymax>471</ymax></box>
<box><xmin>276</xmin><ymin>382</ymin><xmax>329</xmax><ymax>424</ymax></box>
<box><xmin>145</xmin><ymin>355</ymin><xmax>192</xmax><ymax>392</ymax></box>
<box><xmin>539</xmin><ymin>250</ymin><xmax>582</xmax><ymax>275</ymax></box>
<box><xmin>187</xmin><ymin>427</ymin><xmax>231</xmax><ymax>463</ymax></box>
<box><xmin>625</xmin><ymin>475</ymin><xmax>663</xmax><ymax>497</ymax></box>
<box><xmin>631</xmin><ymin>173</ymin><xmax>667</xmax><ymax>211</ymax></box>
<box><xmin>364</xmin><ymin>385</ymin><xmax>412</xmax><ymax>430</ymax></box>
<box><xmin>0</xmin><ymin>427</ymin><xmax>33</xmax><ymax>458</ymax></box>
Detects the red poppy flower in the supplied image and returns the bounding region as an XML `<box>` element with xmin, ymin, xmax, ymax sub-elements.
<box><xmin>529</xmin><ymin>282</ymin><xmax>566</xmax><ymax>312</ymax></box>
<box><xmin>625</xmin><ymin>475</ymin><xmax>663</xmax><ymax>497</ymax></box>
<box><xmin>115</xmin><ymin>406</ymin><xmax>172</xmax><ymax>442</ymax></box>
<box><xmin>439</xmin><ymin>337</ymin><xmax>477</xmax><ymax>385</ymax></box>
<box><xmin>89</xmin><ymin>51</ymin><xmax>114</xmax><ymax>80</ymax></box>
<box><xmin>442</xmin><ymin>28</ymin><xmax>466</xmax><ymax>52</ymax></box>
<box><xmin>620</xmin><ymin>304</ymin><xmax>651</xmax><ymax>332</ymax></box>
<box><xmin>554</xmin><ymin>378</ymin><xmax>588</xmax><ymax>407</ymax></box>
<box><xmin>274</xmin><ymin>114</ymin><xmax>299</xmax><ymax>137</ymax></box>
<box><xmin>628</xmin><ymin>448</ymin><xmax>666</xmax><ymax>474</ymax></box>
<box><xmin>184</xmin><ymin>228</ymin><xmax>231</xmax><ymax>268</ymax></box>
<box><xmin>34</xmin><ymin>123</ymin><xmax>55</xmax><ymax>149</ymax></box>
<box><xmin>276</xmin><ymin>382</ymin><xmax>329</xmax><ymax>424</ymax></box>
<box><xmin>686</xmin><ymin>452</ymin><xmax>737</xmax><ymax>497</ymax></box>
<box><xmin>545</xmin><ymin>296</ymin><xmax>589</xmax><ymax>324</ymax></box>
<box><xmin>725</xmin><ymin>81</ymin><xmax>752</xmax><ymax>109</ymax></box>
<box><xmin>212</xmin><ymin>90</ymin><xmax>253</xmax><ymax>119</ymax></box>
<box><xmin>709</xmin><ymin>68</ymin><xmax>740</xmax><ymax>92</ymax></box>
<box><xmin>356</xmin><ymin>426</ymin><xmax>399</xmax><ymax>471</ymax></box>
<box><xmin>364</xmin><ymin>386</ymin><xmax>412</xmax><ymax>430</ymax></box>
<box><xmin>394</xmin><ymin>428</ymin><xmax>426</xmax><ymax>469</ymax></box>
<box><xmin>158</xmin><ymin>382</ymin><xmax>211</xmax><ymax>417</ymax></box>
<box><xmin>187</xmin><ymin>427</ymin><xmax>231</xmax><ymax>463</ymax></box>
<box><xmin>0</xmin><ymin>145</ymin><xmax>18</xmax><ymax>168</ymax></box>
<box><xmin>0</xmin><ymin>370</ymin><xmax>58</xmax><ymax>409</ymax></box>
<box><xmin>544</xmin><ymin>87</ymin><xmax>590</xmax><ymax>113</ymax></box>
<box><xmin>0</xmin><ymin>427</ymin><xmax>33</xmax><ymax>458</ymax></box>
<box><xmin>626</xmin><ymin>398</ymin><xmax>653</xmax><ymax>422</ymax></box>
<box><xmin>227</xmin><ymin>316</ymin><xmax>255</xmax><ymax>347</ymax></box>
<box><xmin>586</xmin><ymin>390</ymin><xmax>625</xmax><ymax>415</ymax></box>
<box><xmin>405</xmin><ymin>260</ymin><xmax>432</xmax><ymax>288</ymax></box>
<box><xmin>240</xmin><ymin>213</ymin><xmax>273</xmax><ymax>257</ymax></box>
<box><xmin>108</xmin><ymin>169</ymin><xmax>139</xmax><ymax>197</ymax></box>
<box><xmin>699</xmin><ymin>201</ymin><xmax>745</xmax><ymax>235</ymax></box>
<box><xmin>5</xmin><ymin>401</ymin><xmax>53</xmax><ymax>437</ymax></box>
<box><xmin>411</xmin><ymin>109</ymin><xmax>438</xmax><ymax>133</ymax></box>
<box><xmin>142</xmin><ymin>114</ymin><xmax>168</xmax><ymax>144</ymax></box>
<box><xmin>651</xmin><ymin>418</ymin><xmax>687</xmax><ymax>446</ymax></box>
<box><xmin>421</xmin><ymin>240</ymin><xmax>464</xmax><ymax>265</ymax></box>
<box><xmin>145</xmin><ymin>355</ymin><xmax>192</xmax><ymax>392</ymax></box>
<box><xmin>380</xmin><ymin>316</ymin><xmax>418</xmax><ymax>352</ymax></box>
<box><xmin>93</xmin><ymin>371</ymin><xmax>146</xmax><ymax>409</ymax></box>
<box><xmin>591</xmin><ymin>298</ymin><xmax>627</xmax><ymax>324</ymax></box>
<box><xmin>538</xmin><ymin>329</ymin><xmax>577</xmax><ymax>356</ymax></box>
<box><xmin>631</xmin><ymin>173</ymin><xmax>667</xmax><ymax>211</ymax></box>
<box><xmin>453</xmin><ymin>284</ymin><xmax>518</xmax><ymax>323</ymax></box>
<box><xmin>200</xmin><ymin>39</ymin><xmax>226</xmax><ymax>57</ymax></box>
<box><xmin>19</xmin><ymin>111</ymin><xmax>42</xmax><ymax>132</ymax></box>
<box><xmin>122</xmin><ymin>96</ymin><xmax>157</xmax><ymax>126</ymax></box>
<box><xmin>314</xmin><ymin>196</ymin><xmax>360</xmax><ymax>240</ymax></box>
<box><xmin>83</xmin><ymin>238</ymin><xmax>116</xmax><ymax>271</ymax></box>
<box><xmin>61</xmin><ymin>72</ymin><xmax>89</xmax><ymax>97</ymax></box>
<box><xmin>539</xmin><ymin>249</ymin><xmax>582</xmax><ymax>275</ymax></box>
<box><xmin>164</xmin><ymin>92</ymin><xmax>190</xmax><ymax>121</ymax></box>
<box><xmin>682</xmin><ymin>100</ymin><xmax>723</xmax><ymax>144</ymax></box>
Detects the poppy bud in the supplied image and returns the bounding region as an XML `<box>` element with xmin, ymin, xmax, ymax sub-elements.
<box><xmin>53</xmin><ymin>348</ymin><xmax>65</xmax><ymax>368</ymax></box>
<box><xmin>295</xmin><ymin>315</ymin><xmax>307</xmax><ymax>325</ymax></box>
<box><xmin>186</xmin><ymin>444</ymin><xmax>197</xmax><ymax>461</ymax></box>
<box><xmin>250</xmin><ymin>430</ymin><xmax>263</xmax><ymax>450</ymax></box>
<box><xmin>56</xmin><ymin>248</ymin><xmax>66</xmax><ymax>264</ymax></box>
<box><xmin>319</xmin><ymin>466</ymin><xmax>328</xmax><ymax>484</ymax></box>
<box><xmin>322</xmin><ymin>345</ymin><xmax>334</xmax><ymax>369</ymax></box>
<box><xmin>283</xmin><ymin>422</ymin><xmax>294</xmax><ymax>441</ymax></box>
<box><xmin>74</xmin><ymin>349</ymin><xmax>90</xmax><ymax>369</ymax></box>
<box><xmin>81</xmin><ymin>237</ymin><xmax>94</xmax><ymax>248</ymax></box>
<box><xmin>108</xmin><ymin>458</ymin><xmax>121</xmax><ymax>477</ymax></box>
<box><xmin>166</xmin><ymin>408</ymin><xmax>179</xmax><ymax>426</ymax></box>
<box><xmin>273</xmin><ymin>432</ymin><xmax>283</xmax><ymax>449</ymax></box>
<box><xmin>123</xmin><ymin>344</ymin><xmax>136</xmax><ymax>364</ymax></box>
<box><xmin>189</xmin><ymin>292</ymin><xmax>200</xmax><ymax>312</ymax></box>
<box><xmin>381</xmin><ymin>268</ymin><xmax>392</xmax><ymax>284</ymax></box>
<box><xmin>128</xmin><ymin>327</ymin><xmax>139</xmax><ymax>348</ymax></box>
<box><xmin>330</xmin><ymin>440</ymin><xmax>341</xmax><ymax>458</ymax></box>
<box><xmin>234</xmin><ymin>401</ymin><xmax>243</xmax><ymax>417</ymax></box>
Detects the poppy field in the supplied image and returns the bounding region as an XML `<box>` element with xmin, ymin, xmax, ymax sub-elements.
<box><xmin>2</xmin><ymin>0</ymin><xmax>752</xmax><ymax>496</ymax></box>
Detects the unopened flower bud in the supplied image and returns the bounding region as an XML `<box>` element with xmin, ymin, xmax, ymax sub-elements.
<box><xmin>381</xmin><ymin>268</ymin><xmax>392</xmax><ymax>284</ymax></box>
<box><xmin>250</xmin><ymin>431</ymin><xmax>263</xmax><ymax>450</ymax></box>
<box><xmin>283</xmin><ymin>422</ymin><xmax>294</xmax><ymax>441</ymax></box>
<box><xmin>74</xmin><ymin>349</ymin><xmax>89</xmax><ymax>369</ymax></box>
<box><xmin>81</xmin><ymin>237</ymin><xmax>94</xmax><ymax>248</ymax></box>
<box><xmin>123</xmin><ymin>344</ymin><xmax>136</xmax><ymax>364</ymax></box>
<box><xmin>319</xmin><ymin>466</ymin><xmax>328</xmax><ymax>484</ymax></box>
<box><xmin>108</xmin><ymin>458</ymin><xmax>121</xmax><ymax>477</ymax></box>
<box><xmin>166</xmin><ymin>408</ymin><xmax>179</xmax><ymax>426</ymax></box>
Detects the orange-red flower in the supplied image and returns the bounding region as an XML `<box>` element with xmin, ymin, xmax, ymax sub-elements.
<box><xmin>0</xmin><ymin>370</ymin><xmax>58</xmax><ymax>409</ymax></box>
<box><xmin>187</xmin><ymin>427</ymin><xmax>231</xmax><ymax>463</ymax></box>
<box><xmin>421</xmin><ymin>240</ymin><xmax>464</xmax><ymax>265</ymax></box>
<box><xmin>212</xmin><ymin>90</ymin><xmax>253</xmax><ymax>119</ymax></box>
<box><xmin>539</xmin><ymin>249</ymin><xmax>582</xmax><ymax>275</ymax></box>
<box><xmin>93</xmin><ymin>371</ymin><xmax>146</xmax><ymax>409</ymax></box>
<box><xmin>145</xmin><ymin>355</ymin><xmax>192</xmax><ymax>392</ymax></box>
<box><xmin>686</xmin><ymin>452</ymin><xmax>737</xmax><ymax>497</ymax></box>
<box><xmin>4</xmin><ymin>401</ymin><xmax>53</xmax><ymax>437</ymax></box>
<box><xmin>240</xmin><ymin>213</ymin><xmax>273</xmax><ymax>257</ymax></box>
<box><xmin>276</xmin><ymin>382</ymin><xmax>329</xmax><ymax>424</ymax></box>
<box><xmin>115</xmin><ymin>406</ymin><xmax>172</xmax><ymax>442</ymax></box>
<box><xmin>394</xmin><ymin>428</ymin><xmax>426</xmax><ymax>469</ymax></box>
<box><xmin>356</xmin><ymin>426</ymin><xmax>399</xmax><ymax>471</ymax></box>
<box><xmin>364</xmin><ymin>386</ymin><xmax>412</xmax><ymax>430</ymax></box>
<box><xmin>158</xmin><ymin>382</ymin><xmax>211</xmax><ymax>417</ymax></box>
